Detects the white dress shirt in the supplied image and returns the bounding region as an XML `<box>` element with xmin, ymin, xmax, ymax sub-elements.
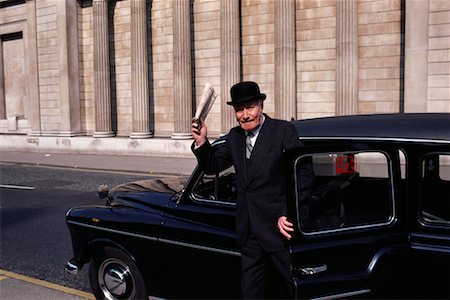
<box><xmin>246</xmin><ymin>114</ymin><xmax>266</xmax><ymax>148</ymax></box>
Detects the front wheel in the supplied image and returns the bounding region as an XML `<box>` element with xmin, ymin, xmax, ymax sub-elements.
<box><xmin>89</xmin><ymin>246</ymin><xmax>147</xmax><ymax>300</ymax></box>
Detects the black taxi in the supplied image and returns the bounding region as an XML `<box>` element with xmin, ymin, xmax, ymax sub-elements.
<box><xmin>65</xmin><ymin>113</ymin><xmax>449</xmax><ymax>299</ymax></box>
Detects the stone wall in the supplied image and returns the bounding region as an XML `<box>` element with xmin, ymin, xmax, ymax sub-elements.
<box><xmin>151</xmin><ymin>0</ymin><xmax>174</xmax><ymax>136</ymax></box>
<box><xmin>428</xmin><ymin>0</ymin><xmax>450</xmax><ymax>112</ymax></box>
<box><xmin>242</xmin><ymin>0</ymin><xmax>275</xmax><ymax>115</ymax></box>
<box><xmin>193</xmin><ymin>0</ymin><xmax>222</xmax><ymax>135</ymax></box>
<box><xmin>0</xmin><ymin>0</ymin><xmax>449</xmax><ymax>156</ymax></box>
<box><xmin>0</xmin><ymin>2</ymin><xmax>29</xmax><ymax>133</ymax></box>
<box><xmin>404</xmin><ymin>0</ymin><xmax>450</xmax><ymax>113</ymax></box>
<box><xmin>358</xmin><ymin>0</ymin><xmax>401</xmax><ymax>114</ymax></box>
<box><xmin>297</xmin><ymin>0</ymin><xmax>336</xmax><ymax>119</ymax></box>
<box><xmin>36</xmin><ymin>0</ymin><xmax>59</xmax><ymax>133</ymax></box>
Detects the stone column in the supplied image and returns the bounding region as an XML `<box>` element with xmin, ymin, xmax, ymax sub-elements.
<box><xmin>172</xmin><ymin>0</ymin><xmax>193</xmax><ymax>139</ymax></box>
<box><xmin>220</xmin><ymin>0</ymin><xmax>240</xmax><ymax>133</ymax></box>
<box><xmin>57</xmin><ymin>0</ymin><xmax>81</xmax><ymax>136</ymax></box>
<box><xmin>25</xmin><ymin>0</ymin><xmax>40</xmax><ymax>134</ymax></box>
<box><xmin>336</xmin><ymin>0</ymin><xmax>358</xmax><ymax>116</ymax></box>
<box><xmin>130</xmin><ymin>0</ymin><xmax>153</xmax><ymax>138</ymax></box>
<box><xmin>404</xmin><ymin>0</ymin><xmax>428</xmax><ymax>112</ymax></box>
<box><xmin>275</xmin><ymin>0</ymin><xmax>296</xmax><ymax>121</ymax></box>
<box><xmin>93</xmin><ymin>0</ymin><xmax>114</xmax><ymax>137</ymax></box>
<box><xmin>0</xmin><ymin>39</ymin><xmax>5</xmax><ymax>120</ymax></box>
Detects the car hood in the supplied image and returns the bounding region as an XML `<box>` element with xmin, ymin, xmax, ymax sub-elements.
<box><xmin>109</xmin><ymin>177</ymin><xmax>187</xmax><ymax>196</ymax></box>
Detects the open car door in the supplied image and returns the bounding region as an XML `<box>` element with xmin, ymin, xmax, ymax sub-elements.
<box><xmin>285</xmin><ymin>142</ymin><xmax>410</xmax><ymax>299</ymax></box>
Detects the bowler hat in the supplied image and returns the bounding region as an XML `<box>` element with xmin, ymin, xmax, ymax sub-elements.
<box><xmin>227</xmin><ymin>81</ymin><xmax>266</xmax><ymax>105</ymax></box>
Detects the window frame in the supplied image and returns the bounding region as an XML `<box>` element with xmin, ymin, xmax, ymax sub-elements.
<box><xmin>418</xmin><ymin>151</ymin><xmax>450</xmax><ymax>228</ymax></box>
<box><xmin>190</xmin><ymin>169</ymin><xmax>237</xmax><ymax>208</ymax></box>
<box><xmin>294</xmin><ymin>149</ymin><xmax>397</xmax><ymax>236</ymax></box>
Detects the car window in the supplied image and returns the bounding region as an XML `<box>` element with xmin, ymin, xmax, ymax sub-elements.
<box><xmin>295</xmin><ymin>151</ymin><xmax>394</xmax><ymax>234</ymax></box>
<box><xmin>420</xmin><ymin>153</ymin><xmax>450</xmax><ymax>225</ymax></box>
<box><xmin>191</xmin><ymin>166</ymin><xmax>236</xmax><ymax>206</ymax></box>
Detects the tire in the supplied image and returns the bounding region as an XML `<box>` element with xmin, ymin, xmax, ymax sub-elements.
<box><xmin>89</xmin><ymin>246</ymin><xmax>148</xmax><ymax>300</ymax></box>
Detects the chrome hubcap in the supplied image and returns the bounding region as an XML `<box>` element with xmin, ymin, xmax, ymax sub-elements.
<box><xmin>98</xmin><ymin>258</ymin><xmax>135</xmax><ymax>300</ymax></box>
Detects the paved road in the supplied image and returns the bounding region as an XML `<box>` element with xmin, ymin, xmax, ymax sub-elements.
<box><xmin>0</xmin><ymin>163</ymin><xmax>159</xmax><ymax>296</ymax></box>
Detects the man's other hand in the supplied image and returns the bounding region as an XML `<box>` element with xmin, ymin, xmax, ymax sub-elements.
<box><xmin>277</xmin><ymin>216</ymin><xmax>294</xmax><ymax>240</ymax></box>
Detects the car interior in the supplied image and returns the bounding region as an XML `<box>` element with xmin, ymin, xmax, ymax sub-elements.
<box><xmin>192</xmin><ymin>166</ymin><xmax>237</xmax><ymax>205</ymax></box>
<box><xmin>192</xmin><ymin>150</ymin><xmax>395</xmax><ymax>235</ymax></box>
<box><xmin>420</xmin><ymin>154</ymin><xmax>450</xmax><ymax>223</ymax></box>
<box><xmin>296</xmin><ymin>152</ymin><xmax>392</xmax><ymax>233</ymax></box>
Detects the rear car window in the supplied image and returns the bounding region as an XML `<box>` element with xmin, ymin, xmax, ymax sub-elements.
<box><xmin>295</xmin><ymin>151</ymin><xmax>394</xmax><ymax>234</ymax></box>
<box><xmin>420</xmin><ymin>153</ymin><xmax>450</xmax><ymax>225</ymax></box>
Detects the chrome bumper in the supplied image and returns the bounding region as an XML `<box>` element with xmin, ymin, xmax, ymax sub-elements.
<box><xmin>65</xmin><ymin>258</ymin><xmax>79</xmax><ymax>275</ymax></box>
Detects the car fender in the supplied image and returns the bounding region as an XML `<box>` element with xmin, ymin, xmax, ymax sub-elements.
<box><xmin>84</xmin><ymin>237</ymin><xmax>137</xmax><ymax>264</ymax></box>
<box><xmin>67</xmin><ymin>204</ymin><xmax>166</xmax><ymax>266</ymax></box>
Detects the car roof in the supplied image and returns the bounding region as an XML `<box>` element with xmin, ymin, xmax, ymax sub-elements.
<box><xmin>292</xmin><ymin>113</ymin><xmax>450</xmax><ymax>143</ymax></box>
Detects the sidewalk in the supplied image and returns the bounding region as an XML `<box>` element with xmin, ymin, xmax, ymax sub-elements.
<box><xmin>0</xmin><ymin>270</ymin><xmax>94</xmax><ymax>300</ymax></box>
<box><xmin>0</xmin><ymin>151</ymin><xmax>198</xmax><ymax>176</ymax></box>
<box><xmin>0</xmin><ymin>269</ymin><xmax>163</xmax><ymax>300</ymax></box>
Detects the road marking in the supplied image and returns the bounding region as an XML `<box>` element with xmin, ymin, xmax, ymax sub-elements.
<box><xmin>0</xmin><ymin>184</ymin><xmax>35</xmax><ymax>190</ymax></box>
<box><xmin>0</xmin><ymin>162</ymin><xmax>180</xmax><ymax>177</ymax></box>
<box><xmin>0</xmin><ymin>269</ymin><xmax>95</xmax><ymax>299</ymax></box>
<box><xmin>0</xmin><ymin>275</ymin><xmax>8</xmax><ymax>281</ymax></box>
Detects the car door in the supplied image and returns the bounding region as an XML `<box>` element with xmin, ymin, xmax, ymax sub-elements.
<box><xmin>158</xmin><ymin>166</ymin><xmax>241</xmax><ymax>299</ymax></box>
<box><xmin>285</xmin><ymin>142</ymin><xmax>410</xmax><ymax>299</ymax></box>
<box><xmin>409</xmin><ymin>150</ymin><xmax>450</xmax><ymax>299</ymax></box>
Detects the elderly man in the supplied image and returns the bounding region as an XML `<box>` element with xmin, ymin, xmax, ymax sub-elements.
<box><xmin>191</xmin><ymin>81</ymin><xmax>301</xmax><ymax>299</ymax></box>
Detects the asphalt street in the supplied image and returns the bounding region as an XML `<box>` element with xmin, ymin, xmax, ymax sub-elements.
<box><xmin>1</xmin><ymin>152</ymin><xmax>194</xmax><ymax>300</ymax></box>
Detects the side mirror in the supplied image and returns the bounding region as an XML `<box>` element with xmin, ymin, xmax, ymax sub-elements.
<box><xmin>97</xmin><ymin>184</ymin><xmax>109</xmax><ymax>200</ymax></box>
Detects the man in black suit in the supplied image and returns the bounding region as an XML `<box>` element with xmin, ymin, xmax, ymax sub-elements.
<box><xmin>191</xmin><ymin>81</ymin><xmax>301</xmax><ymax>299</ymax></box>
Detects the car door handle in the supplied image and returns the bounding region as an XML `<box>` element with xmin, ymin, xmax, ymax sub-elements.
<box><xmin>300</xmin><ymin>264</ymin><xmax>327</xmax><ymax>275</ymax></box>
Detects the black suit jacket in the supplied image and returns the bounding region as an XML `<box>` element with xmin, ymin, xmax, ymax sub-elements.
<box><xmin>193</xmin><ymin>115</ymin><xmax>302</xmax><ymax>252</ymax></box>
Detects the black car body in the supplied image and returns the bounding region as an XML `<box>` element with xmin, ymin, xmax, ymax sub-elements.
<box><xmin>65</xmin><ymin>113</ymin><xmax>450</xmax><ymax>299</ymax></box>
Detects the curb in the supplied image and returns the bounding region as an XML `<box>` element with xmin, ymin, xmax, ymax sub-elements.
<box><xmin>0</xmin><ymin>269</ymin><xmax>94</xmax><ymax>300</ymax></box>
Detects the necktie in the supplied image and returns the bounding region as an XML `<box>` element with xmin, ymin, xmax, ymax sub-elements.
<box><xmin>246</xmin><ymin>131</ymin><xmax>254</xmax><ymax>159</ymax></box>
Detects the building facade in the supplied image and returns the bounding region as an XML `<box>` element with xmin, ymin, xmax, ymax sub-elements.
<box><xmin>0</xmin><ymin>0</ymin><xmax>449</xmax><ymax>157</ymax></box>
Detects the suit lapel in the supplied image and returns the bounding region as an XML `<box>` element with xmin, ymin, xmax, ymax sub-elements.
<box><xmin>233</xmin><ymin>127</ymin><xmax>248</xmax><ymax>183</ymax></box>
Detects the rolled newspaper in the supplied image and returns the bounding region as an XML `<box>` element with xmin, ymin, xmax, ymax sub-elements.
<box><xmin>193</xmin><ymin>83</ymin><xmax>217</xmax><ymax>129</ymax></box>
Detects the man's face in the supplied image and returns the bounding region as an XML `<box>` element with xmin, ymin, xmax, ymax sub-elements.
<box><xmin>234</xmin><ymin>100</ymin><xmax>263</xmax><ymax>132</ymax></box>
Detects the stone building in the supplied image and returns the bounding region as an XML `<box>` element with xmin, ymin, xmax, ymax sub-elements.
<box><xmin>0</xmin><ymin>0</ymin><xmax>449</xmax><ymax>157</ymax></box>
